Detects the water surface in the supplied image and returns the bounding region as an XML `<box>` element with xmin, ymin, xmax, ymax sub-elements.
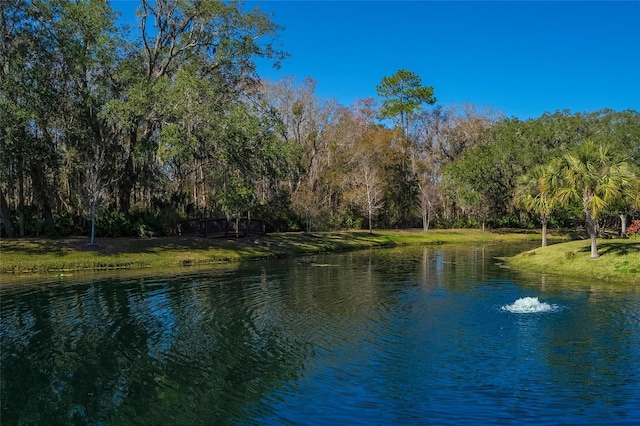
<box><xmin>2</xmin><ymin>244</ymin><xmax>639</xmax><ymax>425</ymax></box>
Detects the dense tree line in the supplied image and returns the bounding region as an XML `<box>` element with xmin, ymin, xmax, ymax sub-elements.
<box><xmin>1</xmin><ymin>0</ymin><xmax>639</xmax><ymax>239</ymax></box>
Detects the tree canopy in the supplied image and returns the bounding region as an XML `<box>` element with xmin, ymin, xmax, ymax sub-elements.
<box><xmin>1</xmin><ymin>2</ymin><xmax>638</xmax><ymax>256</ymax></box>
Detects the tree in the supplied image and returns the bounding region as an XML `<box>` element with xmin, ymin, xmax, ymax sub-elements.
<box><xmin>552</xmin><ymin>141</ymin><xmax>638</xmax><ymax>258</ymax></box>
<box><xmin>376</xmin><ymin>69</ymin><xmax>436</xmax><ymax>141</ymax></box>
<box><xmin>260</xmin><ymin>77</ymin><xmax>340</xmax><ymax>231</ymax></box>
<box><xmin>0</xmin><ymin>188</ymin><xmax>13</xmax><ymax>237</ymax></box>
<box><xmin>1</xmin><ymin>0</ymin><xmax>68</xmax><ymax>235</ymax></box>
<box><xmin>442</xmin><ymin>142</ymin><xmax>509</xmax><ymax>231</ymax></box>
<box><xmin>1</xmin><ymin>0</ymin><xmax>124</xmax><ymax>237</ymax></box>
<box><xmin>515</xmin><ymin>164</ymin><xmax>557</xmax><ymax>247</ymax></box>
<box><xmin>375</xmin><ymin>70</ymin><xmax>435</xmax><ymax>228</ymax></box>
<box><xmin>86</xmin><ymin>142</ymin><xmax>120</xmax><ymax>245</ymax></box>
<box><xmin>435</xmin><ymin>104</ymin><xmax>500</xmax><ymax>164</ymax></box>
<box><xmin>350</xmin><ymin>157</ymin><xmax>384</xmax><ymax>234</ymax></box>
<box><xmin>346</xmin><ymin>129</ymin><xmax>388</xmax><ymax>233</ymax></box>
<box><xmin>108</xmin><ymin>0</ymin><xmax>286</xmax><ymax>212</ymax></box>
<box><xmin>412</xmin><ymin>104</ymin><xmax>500</xmax><ymax>225</ymax></box>
<box><xmin>417</xmin><ymin>172</ymin><xmax>440</xmax><ymax>233</ymax></box>
<box><xmin>382</xmin><ymin>160</ymin><xmax>419</xmax><ymax>228</ymax></box>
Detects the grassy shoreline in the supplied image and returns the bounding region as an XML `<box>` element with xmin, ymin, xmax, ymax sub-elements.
<box><xmin>1</xmin><ymin>229</ymin><xmax>638</xmax><ymax>284</ymax></box>
<box><xmin>507</xmin><ymin>238</ymin><xmax>640</xmax><ymax>284</ymax></box>
<box><xmin>0</xmin><ymin>229</ymin><xmax>547</xmax><ymax>274</ymax></box>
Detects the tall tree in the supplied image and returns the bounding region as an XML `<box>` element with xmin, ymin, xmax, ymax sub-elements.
<box><xmin>0</xmin><ymin>188</ymin><xmax>13</xmax><ymax>237</ymax></box>
<box><xmin>1</xmin><ymin>0</ymin><xmax>123</xmax><ymax>236</ymax></box>
<box><xmin>107</xmin><ymin>0</ymin><xmax>286</xmax><ymax>212</ymax></box>
<box><xmin>1</xmin><ymin>0</ymin><xmax>64</xmax><ymax>235</ymax></box>
<box><xmin>515</xmin><ymin>164</ymin><xmax>557</xmax><ymax>247</ymax></box>
<box><xmin>376</xmin><ymin>70</ymin><xmax>435</xmax><ymax>228</ymax></box>
<box><xmin>345</xmin><ymin>128</ymin><xmax>391</xmax><ymax>233</ymax></box>
<box><xmin>552</xmin><ymin>141</ymin><xmax>638</xmax><ymax>258</ymax></box>
<box><xmin>376</xmin><ymin>69</ymin><xmax>436</xmax><ymax>141</ymax></box>
<box><xmin>260</xmin><ymin>77</ymin><xmax>340</xmax><ymax>231</ymax></box>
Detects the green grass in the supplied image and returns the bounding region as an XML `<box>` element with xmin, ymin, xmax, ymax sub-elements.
<box><xmin>9</xmin><ymin>229</ymin><xmax>638</xmax><ymax>284</ymax></box>
<box><xmin>1</xmin><ymin>229</ymin><xmax>554</xmax><ymax>276</ymax></box>
<box><xmin>507</xmin><ymin>238</ymin><xmax>640</xmax><ymax>284</ymax></box>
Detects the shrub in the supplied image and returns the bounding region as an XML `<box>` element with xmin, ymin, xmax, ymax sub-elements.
<box><xmin>54</xmin><ymin>209</ymin><xmax>78</xmax><ymax>236</ymax></box>
<box><xmin>18</xmin><ymin>205</ymin><xmax>45</xmax><ymax>237</ymax></box>
<box><xmin>628</xmin><ymin>220</ymin><xmax>640</xmax><ymax>236</ymax></box>
<box><xmin>435</xmin><ymin>217</ymin><xmax>479</xmax><ymax>229</ymax></box>
<box><xmin>95</xmin><ymin>208</ymin><xmax>131</xmax><ymax>237</ymax></box>
<box><xmin>128</xmin><ymin>204</ymin><xmax>168</xmax><ymax>237</ymax></box>
<box><xmin>493</xmin><ymin>214</ymin><xmax>520</xmax><ymax>228</ymax></box>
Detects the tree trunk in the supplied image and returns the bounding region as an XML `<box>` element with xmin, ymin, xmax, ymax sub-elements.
<box><xmin>541</xmin><ymin>218</ymin><xmax>548</xmax><ymax>247</ymax></box>
<box><xmin>0</xmin><ymin>188</ymin><xmax>14</xmax><ymax>237</ymax></box>
<box><xmin>422</xmin><ymin>210</ymin><xmax>428</xmax><ymax>233</ymax></box>
<box><xmin>119</xmin><ymin>153</ymin><xmax>134</xmax><ymax>213</ymax></box>
<box><xmin>119</xmin><ymin>129</ymin><xmax>137</xmax><ymax>213</ymax></box>
<box><xmin>620</xmin><ymin>213</ymin><xmax>627</xmax><ymax>238</ymax></box>
<box><xmin>589</xmin><ymin>233</ymin><xmax>598</xmax><ymax>259</ymax></box>
<box><xmin>425</xmin><ymin>206</ymin><xmax>431</xmax><ymax>233</ymax></box>
<box><xmin>30</xmin><ymin>163</ymin><xmax>55</xmax><ymax>235</ymax></box>
<box><xmin>90</xmin><ymin>200</ymin><xmax>96</xmax><ymax>245</ymax></box>
<box><xmin>585</xmin><ymin>215</ymin><xmax>599</xmax><ymax>259</ymax></box>
<box><xmin>18</xmin><ymin>161</ymin><xmax>25</xmax><ymax>237</ymax></box>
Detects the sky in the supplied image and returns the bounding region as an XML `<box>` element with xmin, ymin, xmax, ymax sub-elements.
<box><xmin>111</xmin><ymin>1</ymin><xmax>640</xmax><ymax>120</ymax></box>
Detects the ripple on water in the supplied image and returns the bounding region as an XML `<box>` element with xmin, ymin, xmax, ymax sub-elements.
<box><xmin>2</xmin><ymin>249</ymin><xmax>640</xmax><ymax>425</ymax></box>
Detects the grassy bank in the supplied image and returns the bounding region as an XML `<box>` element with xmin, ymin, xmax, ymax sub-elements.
<box><xmin>507</xmin><ymin>238</ymin><xmax>640</xmax><ymax>284</ymax></box>
<box><xmin>1</xmin><ymin>229</ymin><xmax>552</xmax><ymax>275</ymax></box>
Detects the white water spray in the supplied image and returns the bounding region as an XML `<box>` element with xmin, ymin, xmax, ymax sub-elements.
<box><xmin>502</xmin><ymin>297</ymin><xmax>558</xmax><ymax>313</ymax></box>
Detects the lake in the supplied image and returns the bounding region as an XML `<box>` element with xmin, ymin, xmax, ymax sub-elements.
<box><xmin>1</xmin><ymin>244</ymin><xmax>639</xmax><ymax>425</ymax></box>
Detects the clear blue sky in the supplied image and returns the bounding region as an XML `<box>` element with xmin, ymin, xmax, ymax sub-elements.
<box><xmin>112</xmin><ymin>1</ymin><xmax>640</xmax><ymax>120</ymax></box>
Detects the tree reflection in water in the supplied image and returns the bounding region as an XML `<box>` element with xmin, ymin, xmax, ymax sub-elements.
<box><xmin>2</xmin><ymin>245</ymin><xmax>639</xmax><ymax>425</ymax></box>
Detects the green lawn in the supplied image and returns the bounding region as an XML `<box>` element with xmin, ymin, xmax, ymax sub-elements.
<box><xmin>1</xmin><ymin>229</ymin><xmax>549</xmax><ymax>275</ymax></box>
<box><xmin>507</xmin><ymin>238</ymin><xmax>640</xmax><ymax>284</ymax></box>
<box><xmin>4</xmin><ymin>229</ymin><xmax>636</xmax><ymax>284</ymax></box>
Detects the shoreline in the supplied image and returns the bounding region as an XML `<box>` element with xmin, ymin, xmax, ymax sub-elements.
<box><xmin>1</xmin><ymin>229</ymin><xmax>638</xmax><ymax>284</ymax></box>
<box><xmin>2</xmin><ymin>229</ymin><xmax>542</xmax><ymax>273</ymax></box>
<box><xmin>506</xmin><ymin>237</ymin><xmax>640</xmax><ymax>285</ymax></box>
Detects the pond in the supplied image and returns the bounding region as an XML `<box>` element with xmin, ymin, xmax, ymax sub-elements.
<box><xmin>1</xmin><ymin>244</ymin><xmax>639</xmax><ymax>425</ymax></box>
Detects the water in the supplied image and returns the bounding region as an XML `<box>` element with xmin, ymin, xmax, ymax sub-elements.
<box><xmin>1</xmin><ymin>244</ymin><xmax>639</xmax><ymax>425</ymax></box>
<box><xmin>501</xmin><ymin>296</ymin><xmax>559</xmax><ymax>313</ymax></box>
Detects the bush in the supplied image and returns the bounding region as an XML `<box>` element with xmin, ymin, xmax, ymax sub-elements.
<box><xmin>628</xmin><ymin>220</ymin><xmax>640</xmax><ymax>236</ymax></box>
<box><xmin>492</xmin><ymin>214</ymin><xmax>520</xmax><ymax>228</ymax></box>
<box><xmin>54</xmin><ymin>209</ymin><xmax>80</xmax><ymax>236</ymax></box>
<box><xmin>94</xmin><ymin>205</ymin><xmax>168</xmax><ymax>238</ymax></box>
<box><xmin>128</xmin><ymin>204</ymin><xmax>167</xmax><ymax>237</ymax></box>
<box><xmin>95</xmin><ymin>208</ymin><xmax>131</xmax><ymax>237</ymax></box>
<box><xmin>434</xmin><ymin>217</ymin><xmax>479</xmax><ymax>229</ymax></box>
<box><xmin>17</xmin><ymin>205</ymin><xmax>45</xmax><ymax>237</ymax></box>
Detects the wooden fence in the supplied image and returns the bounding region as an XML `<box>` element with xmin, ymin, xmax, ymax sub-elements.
<box><xmin>175</xmin><ymin>218</ymin><xmax>266</xmax><ymax>238</ymax></box>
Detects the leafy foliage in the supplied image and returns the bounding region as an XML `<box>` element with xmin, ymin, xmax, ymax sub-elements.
<box><xmin>0</xmin><ymin>1</ymin><xmax>637</xmax><ymax>240</ymax></box>
<box><xmin>377</xmin><ymin>69</ymin><xmax>436</xmax><ymax>138</ymax></box>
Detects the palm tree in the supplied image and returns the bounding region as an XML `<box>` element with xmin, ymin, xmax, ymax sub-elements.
<box><xmin>515</xmin><ymin>164</ymin><xmax>556</xmax><ymax>247</ymax></box>
<box><xmin>552</xmin><ymin>140</ymin><xmax>637</xmax><ymax>258</ymax></box>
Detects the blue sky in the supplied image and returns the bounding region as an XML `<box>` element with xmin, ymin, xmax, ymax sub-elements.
<box><xmin>112</xmin><ymin>1</ymin><xmax>640</xmax><ymax>120</ymax></box>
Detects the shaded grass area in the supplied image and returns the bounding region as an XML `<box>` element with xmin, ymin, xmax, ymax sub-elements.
<box><xmin>507</xmin><ymin>238</ymin><xmax>640</xmax><ymax>284</ymax></box>
<box><xmin>1</xmin><ymin>229</ymin><xmax>556</xmax><ymax>276</ymax></box>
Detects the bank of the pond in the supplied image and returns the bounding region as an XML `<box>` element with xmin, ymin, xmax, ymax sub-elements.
<box><xmin>507</xmin><ymin>238</ymin><xmax>640</xmax><ymax>284</ymax></box>
<box><xmin>1</xmin><ymin>229</ymin><xmax>557</xmax><ymax>276</ymax></box>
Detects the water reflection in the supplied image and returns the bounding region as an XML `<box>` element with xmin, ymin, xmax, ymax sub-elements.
<box><xmin>2</xmin><ymin>244</ymin><xmax>639</xmax><ymax>425</ymax></box>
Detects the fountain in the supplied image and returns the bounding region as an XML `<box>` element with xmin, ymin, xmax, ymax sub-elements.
<box><xmin>501</xmin><ymin>296</ymin><xmax>557</xmax><ymax>313</ymax></box>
